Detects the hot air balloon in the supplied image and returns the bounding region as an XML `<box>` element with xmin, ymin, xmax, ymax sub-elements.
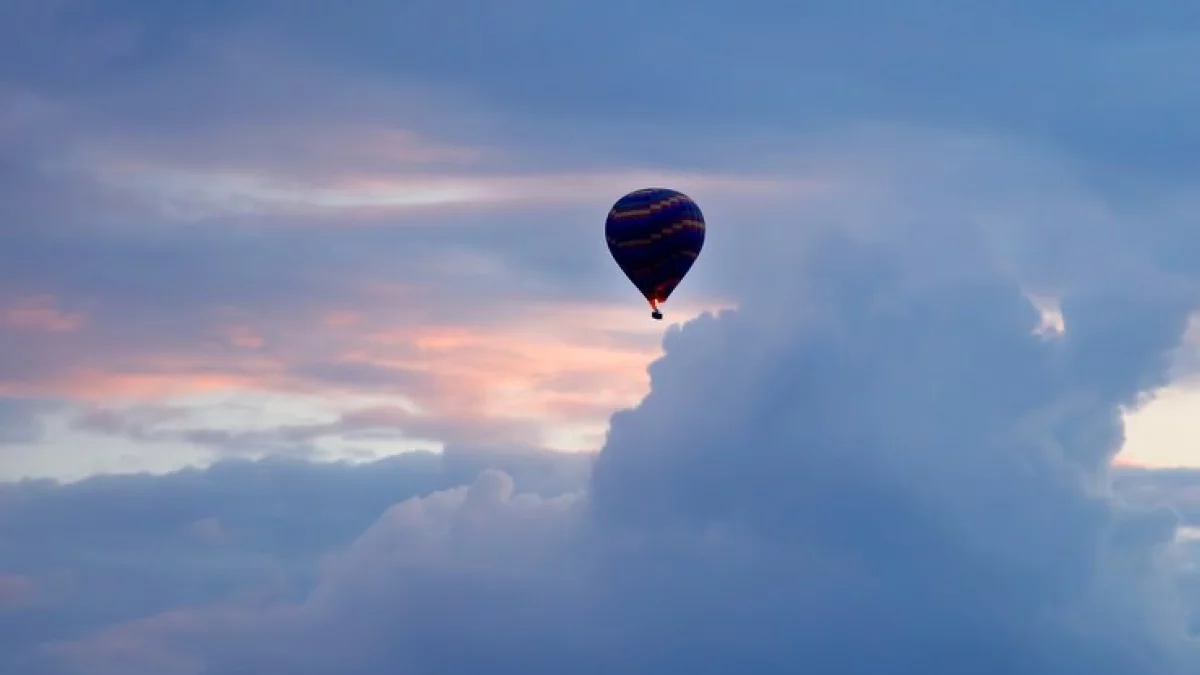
<box><xmin>605</xmin><ymin>187</ymin><xmax>706</xmax><ymax>320</ymax></box>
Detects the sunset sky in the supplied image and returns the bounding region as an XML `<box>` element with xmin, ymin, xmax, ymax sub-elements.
<box><xmin>3</xmin><ymin>2</ymin><xmax>1200</xmax><ymax>674</ymax></box>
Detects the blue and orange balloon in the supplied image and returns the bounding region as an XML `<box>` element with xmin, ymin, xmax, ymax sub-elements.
<box><xmin>605</xmin><ymin>187</ymin><xmax>706</xmax><ymax>320</ymax></box>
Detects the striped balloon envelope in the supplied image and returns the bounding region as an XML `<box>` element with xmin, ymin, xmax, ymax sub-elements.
<box><xmin>605</xmin><ymin>187</ymin><xmax>706</xmax><ymax>320</ymax></box>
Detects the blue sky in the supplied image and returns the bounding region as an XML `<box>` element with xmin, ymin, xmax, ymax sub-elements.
<box><xmin>3</xmin><ymin>1</ymin><xmax>1200</xmax><ymax>673</ymax></box>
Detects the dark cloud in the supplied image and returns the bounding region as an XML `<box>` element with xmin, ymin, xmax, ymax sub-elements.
<box><xmin>70</xmin><ymin>405</ymin><xmax>189</xmax><ymax>440</ymax></box>
<box><xmin>69</xmin><ymin>402</ymin><xmax>553</xmax><ymax>460</ymax></box>
<box><xmin>0</xmin><ymin>398</ymin><xmax>58</xmax><ymax>444</ymax></box>
<box><xmin>0</xmin><ymin>447</ymin><xmax>590</xmax><ymax>669</ymax></box>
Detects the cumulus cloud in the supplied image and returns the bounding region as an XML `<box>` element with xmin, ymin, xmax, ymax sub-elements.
<box><xmin>15</xmin><ymin>148</ymin><xmax>1200</xmax><ymax>671</ymax></box>
<box><xmin>0</xmin><ymin>447</ymin><xmax>591</xmax><ymax>669</ymax></box>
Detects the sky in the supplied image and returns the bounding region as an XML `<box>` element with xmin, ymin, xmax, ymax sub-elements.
<box><xmin>3</xmin><ymin>1</ymin><xmax>1200</xmax><ymax>673</ymax></box>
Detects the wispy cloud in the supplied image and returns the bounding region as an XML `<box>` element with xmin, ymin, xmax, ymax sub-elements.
<box><xmin>4</xmin><ymin>296</ymin><xmax>86</xmax><ymax>334</ymax></box>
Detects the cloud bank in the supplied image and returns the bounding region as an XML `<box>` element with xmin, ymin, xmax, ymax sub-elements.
<box><xmin>5</xmin><ymin>1</ymin><xmax>1200</xmax><ymax>674</ymax></box>
<box><xmin>9</xmin><ymin>146</ymin><xmax>1200</xmax><ymax>670</ymax></box>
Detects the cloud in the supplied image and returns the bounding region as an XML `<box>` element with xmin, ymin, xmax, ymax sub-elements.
<box><xmin>0</xmin><ymin>397</ymin><xmax>56</xmax><ymax>444</ymax></box>
<box><xmin>1115</xmin><ymin>467</ymin><xmax>1200</xmax><ymax>635</ymax></box>
<box><xmin>16</xmin><ymin>205</ymin><xmax>1200</xmax><ymax>673</ymax></box>
<box><xmin>4</xmin><ymin>296</ymin><xmax>85</xmax><ymax>334</ymax></box>
<box><xmin>0</xmin><ymin>22</ymin><xmax>765</xmax><ymax>464</ymax></box>
<box><xmin>21</xmin><ymin>298</ymin><xmax>698</xmax><ymax>468</ymax></box>
<box><xmin>5</xmin><ymin>2</ymin><xmax>1200</xmax><ymax>673</ymax></box>
<box><xmin>69</xmin><ymin>404</ymin><xmax>544</xmax><ymax>459</ymax></box>
<box><xmin>179</xmin><ymin>0</ymin><xmax>1200</xmax><ymax>184</ymax></box>
<box><xmin>0</xmin><ymin>447</ymin><xmax>592</xmax><ymax>669</ymax></box>
<box><xmin>1117</xmin><ymin>467</ymin><xmax>1200</xmax><ymax>527</ymax></box>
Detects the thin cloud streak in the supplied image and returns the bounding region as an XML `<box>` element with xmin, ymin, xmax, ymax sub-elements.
<box><xmin>99</xmin><ymin>165</ymin><xmax>815</xmax><ymax>221</ymax></box>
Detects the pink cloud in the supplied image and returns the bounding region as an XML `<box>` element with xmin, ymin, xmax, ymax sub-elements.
<box><xmin>217</xmin><ymin>326</ymin><xmax>266</xmax><ymax>350</ymax></box>
<box><xmin>50</xmin><ymin>66</ymin><xmax>828</xmax><ymax>225</ymax></box>
<box><xmin>1</xmin><ymin>290</ymin><xmax>728</xmax><ymax>452</ymax></box>
<box><xmin>297</xmin><ymin>301</ymin><xmax>731</xmax><ymax>447</ymax></box>
<box><xmin>322</xmin><ymin>311</ymin><xmax>362</xmax><ymax>328</ymax></box>
<box><xmin>68</xmin><ymin>108</ymin><xmax>824</xmax><ymax>224</ymax></box>
<box><xmin>108</xmin><ymin>167</ymin><xmax>816</xmax><ymax>223</ymax></box>
<box><xmin>4</xmin><ymin>296</ymin><xmax>85</xmax><ymax>333</ymax></box>
<box><xmin>349</xmin><ymin>316</ymin><xmax>664</xmax><ymax>415</ymax></box>
<box><xmin>0</xmin><ymin>368</ymin><xmax>261</xmax><ymax>401</ymax></box>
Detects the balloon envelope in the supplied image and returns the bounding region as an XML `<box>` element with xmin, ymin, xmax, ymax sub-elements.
<box><xmin>605</xmin><ymin>188</ymin><xmax>706</xmax><ymax>313</ymax></box>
